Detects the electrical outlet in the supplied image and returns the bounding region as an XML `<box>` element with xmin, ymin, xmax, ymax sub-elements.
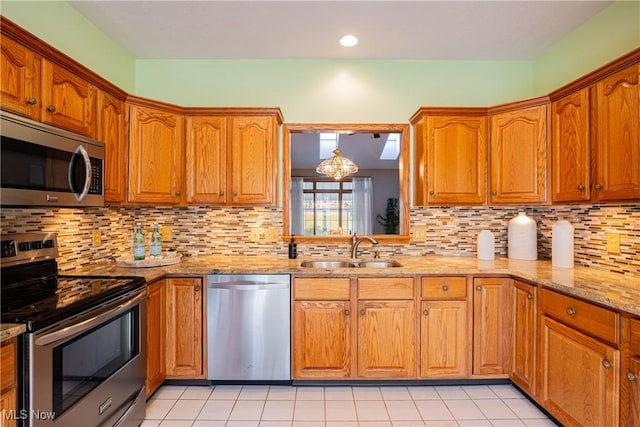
<box><xmin>160</xmin><ymin>226</ymin><xmax>172</xmax><ymax>242</ymax></box>
<box><xmin>413</xmin><ymin>226</ymin><xmax>427</xmax><ymax>242</ymax></box>
<box><xmin>249</xmin><ymin>227</ymin><xmax>261</xmax><ymax>243</ymax></box>
<box><xmin>264</xmin><ymin>227</ymin><xmax>279</xmax><ymax>243</ymax></box>
<box><xmin>92</xmin><ymin>229</ymin><xmax>102</xmax><ymax>247</ymax></box>
<box><xmin>606</xmin><ymin>233</ymin><xmax>620</xmax><ymax>254</ymax></box>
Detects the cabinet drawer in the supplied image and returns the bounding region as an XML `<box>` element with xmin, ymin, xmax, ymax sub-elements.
<box><xmin>294</xmin><ymin>277</ymin><xmax>350</xmax><ymax>300</ymax></box>
<box><xmin>421</xmin><ymin>277</ymin><xmax>466</xmax><ymax>299</ymax></box>
<box><xmin>0</xmin><ymin>339</ymin><xmax>16</xmax><ymax>392</ymax></box>
<box><xmin>358</xmin><ymin>277</ymin><xmax>414</xmax><ymax>300</ymax></box>
<box><xmin>630</xmin><ymin>318</ymin><xmax>640</xmax><ymax>354</ymax></box>
<box><xmin>540</xmin><ymin>288</ymin><xmax>619</xmax><ymax>344</ymax></box>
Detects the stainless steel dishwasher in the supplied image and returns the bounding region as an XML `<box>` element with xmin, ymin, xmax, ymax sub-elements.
<box><xmin>206</xmin><ymin>274</ymin><xmax>291</xmax><ymax>382</ymax></box>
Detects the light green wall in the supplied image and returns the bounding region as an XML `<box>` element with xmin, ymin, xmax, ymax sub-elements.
<box><xmin>135</xmin><ymin>59</ymin><xmax>531</xmax><ymax>122</ymax></box>
<box><xmin>0</xmin><ymin>0</ymin><xmax>136</xmax><ymax>92</ymax></box>
<box><xmin>533</xmin><ymin>0</ymin><xmax>640</xmax><ymax>94</ymax></box>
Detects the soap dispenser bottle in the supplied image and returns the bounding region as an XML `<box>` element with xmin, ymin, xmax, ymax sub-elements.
<box><xmin>288</xmin><ymin>235</ymin><xmax>297</xmax><ymax>259</ymax></box>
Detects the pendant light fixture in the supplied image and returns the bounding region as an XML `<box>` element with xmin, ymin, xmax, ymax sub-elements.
<box><xmin>316</xmin><ymin>148</ymin><xmax>358</xmax><ymax>180</ymax></box>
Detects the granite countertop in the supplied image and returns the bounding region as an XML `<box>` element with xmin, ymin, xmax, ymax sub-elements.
<box><xmin>1</xmin><ymin>323</ymin><xmax>26</xmax><ymax>342</ymax></box>
<box><xmin>69</xmin><ymin>254</ymin><xmax>640</xmax><ymax>317</ymax></box>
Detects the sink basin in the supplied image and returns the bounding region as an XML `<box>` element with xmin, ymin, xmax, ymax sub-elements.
<box><xmin>300</xmin><ymin>260</ymin><xmax>356</xmax><ymax>268</ymax></box>
<box><xmin>354</xmin><ymin>260</ymin><xmax>402</xmax><ymax>268</ymax></box>
<box><xmin>299</xmin><ymin>259</ymin><xmax>402</xmax><ymax>268</ymax></box>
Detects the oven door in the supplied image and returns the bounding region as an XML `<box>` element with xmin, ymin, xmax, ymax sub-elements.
<box><xmin>25</xmin><ymin>289</ymin><xmax>146</xmax><ymax>427</ymax></box>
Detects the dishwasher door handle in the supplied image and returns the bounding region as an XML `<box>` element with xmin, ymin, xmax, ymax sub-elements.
<box><xmin>207</xmin><ymin>282</ymin><xmax>289</xmax><ymax>291</ymax></box>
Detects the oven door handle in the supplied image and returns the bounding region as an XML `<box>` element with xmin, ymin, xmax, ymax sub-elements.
<box><xmin>35</xmin><ymin>290</ymin><xmax>145</xmax><ymax>347</ymax></box>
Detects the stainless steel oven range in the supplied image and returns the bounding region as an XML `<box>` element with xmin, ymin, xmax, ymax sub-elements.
<box><xmin>1</xmin><ymin>233</ymin><xmax>147</xmax><ymax>427</ymax></box>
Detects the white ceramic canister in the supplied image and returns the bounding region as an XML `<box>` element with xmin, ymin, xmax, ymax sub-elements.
<box><xmin>508</xmin><ymin>212</ymin><xmax>537</xmax><ymax>260</ymax></box>
<box><xmin>477</xmin><ymin>230</ymin><xmax>495</xmax><ymax>260</ymax></box>
<box><xmin>552</xmin><ymin>220</ymin><xmax>574</xmax><ymax>268</ymax></box>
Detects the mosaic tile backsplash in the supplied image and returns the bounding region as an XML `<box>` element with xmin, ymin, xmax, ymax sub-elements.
<box><xmin>1</xmin><ymin>204</ymin><xmax>638</xmax><ymax>276</ymax></box>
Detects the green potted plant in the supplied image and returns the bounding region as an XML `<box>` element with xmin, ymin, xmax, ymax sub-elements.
<box><xmin>376</xmin><ymin>198</ymin><xmax>399</xmax><ymax>234</ymax></box>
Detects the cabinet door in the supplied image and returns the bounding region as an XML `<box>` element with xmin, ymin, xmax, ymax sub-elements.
<box><xmin>420</xmin><ymin>300</ymin><xmax>468</xmax><ymax>378</ymax></box>
<box><xmin>97</xmin><ymin>91</ymin><xmax>127</xmax><ymax>203</ymax></box>
<box><xmin>41</xmin><ymin>60</ymin><xmax>96</xmax><ymax>137</ymax></box>
<box><xmin>128</xmin><ymin>105</ymin><xmax>184</xmax><ymax>204</ymax></box>
<box><xmin>146</xmin><ymin>280</ymin><xmax>166</xmax><ymax>397</ymax></box>
<box><xmin>551</xmin><ymin>89</ymin><xmax>591</xmax><ymax>202</ymax></box>
<box><xmin>166</xmin><ymin>278</ymin><xmax>203</xmax><ymax>378</ymax></box>
<box><xmin>539</xmin><ymin>316</ymin><xmax>620</xmax><ymax>427</ymax></box>
<box><xmin>593</xmin><ymin>64</ymin><xmax>640</xmax><ymax>201</ymax></box>
<box><xmin>0</xmin><ymin>338</ymin><xmax>17</xmax><ymax>427</ymax></box>
<box><xmin>490</xmin><ymin>105</ymin><xmax>548</xmax><ymax>204</ymax></box>
<box><xmin>357</xmin><ymin>300</ymin><xmax>415</xmax><ymax>378</ymax></box>
<box><xmin>425</xmin><ymin>115</ymin><xmax>487</xmax><ymax>204</ymax></box>
<box><xmin>473</xmin><ymin>278</ymin><xmax>512</xmax><ymax>375</ymax></box>
<box><xmin>185</xmin><ymin>116</ymin><xmax>228</xmax><ymax>204</ymax></box>
<box><xmin>628</xmin><ymin>357</ymin><xmax>640</xmax><ymax>427</ymax></box>
<box><xmin>0</xmin><ymin>35</ymin><xmax>41</xmax><ymax>120</ymax></box>
<box><xmin>511</xmin><ymin>281</ymin><xmax>536</xmax><ymax>395</ymax></box>
<box><xmin>292</xmin><ymin>300</ymin><xmax>352</xmax><ymax>379</ymax></box>
<box><xmin>230</xmin><ymin>116</ymin><xmax>276</xmax><ymax>205</ymax></box>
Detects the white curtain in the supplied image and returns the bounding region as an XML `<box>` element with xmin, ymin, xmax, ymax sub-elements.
<box><xmin>352</xmin><ymin>177</ymin><xmax>373</xmax><ymax>234</ymax></box>
<box><xmin>290</xmin><ymin>177</ymin><xmax>305</xmax><ymax>235</ymax></box>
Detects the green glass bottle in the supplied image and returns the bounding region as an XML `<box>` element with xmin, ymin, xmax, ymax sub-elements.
<box><xmin>133</xmin><ymin>223</ymin><xmax>145</xmax><ymax>260</ymax></box>
<box><xmin>150</xmin><ymin>223</ymin><xmax>162</xmax><ymax>257</ymax></box>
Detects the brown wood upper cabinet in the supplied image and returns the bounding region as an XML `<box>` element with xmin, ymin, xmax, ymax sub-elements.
<box><xmin>593</xmin><ymin>64</ymin><xmax>640</xmax><ymax>201</ymax></box>
<box><xmin>0</xmin><ymin>34</ymin><xmax>42</xmax><ymax>121</ymax></box>
<box><xmin>412</xmin><ymin>109</ymin><xmax>488</xmax><ymax>205</ymax></box>
<box><xmin>127</xmin><ymin>102</ymin><xmax>184</xmax><ymax>204</ymax></box>
<box><xmin>489</xmin><ymin>99</ymin><xmax>549</xmax><ymax>204</ymax></box>
<box><xmin>97</xmin><ymin>91</ymin><xmax>127</xmax><ymax>204</ymax></box>
<box><xmin>185</xmin><ymin>113</ymin><xmax>281</xmax><ymax>206</ymax></box>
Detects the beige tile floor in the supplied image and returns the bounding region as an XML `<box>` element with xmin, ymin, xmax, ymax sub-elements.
<box><xmin>142</xmin><ymin>384</ymin><xmax>558</xmax><ymax>427</ymax></box>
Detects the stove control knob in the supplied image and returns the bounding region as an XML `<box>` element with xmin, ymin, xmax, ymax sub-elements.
<box><xmin>19</xmin><ymin>242</ymin><xmax>31</xmax><ymax>251</ymax></box>
<box><xmin>43</xmin><ymin>239</ymin><xmax>55</xmax><ymax>248</ymax></box>
<box><xmin>31</xmin><ymin>240</ymin><xmax>43</xmax><ymax>250</ymax></box>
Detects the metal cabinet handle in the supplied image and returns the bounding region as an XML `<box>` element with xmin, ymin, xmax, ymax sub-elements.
<box><xmin>26</xmin><ymin>97</ymin><xmax>37</xmax><ymax>105</ymax></box>
<box><xmin>233</xmin><ymin>191</ymin><xmax>238</xmax><ymax>197</ymax></box>
<box><xmin>423</xmin><ymin>310</ymin><xmax>429</xmax><ymax>316</ymax></box>
<box><xmin>527</xmin><ymin>294</ymin><xmax>534</xmax><ymax>300</ymax></box>
<box><xmin>491</xmin><ymin>191</ymin><xmax>497</xmax><ymax>196</ymax></box>
<box><xmin>359</xmin><ymin>309</ymin><xmax>365</xmax><ymax>316</ymax></box>
<box><xmin>577</xmin><ymin>184</ymin><xmax>585</xmax><ymax>191</ymax></box>
<box><xmin>219</xmin><ymin>191</ymin><xmax>225</xmax><ymax>196</ymax></box>
<box><xmin>602</xmin><ymin>360</ymin><xmax>612</xmax><ymax>369</ymax></box>
<box><xmin>627</xmin><ymin>372</ymin><xmax>638</xmax><ymax>381</ymax></box>
<box><xmin>175</xmin><ymin>191</ymin><xmax>181</xmax><ymax>196</ymax></box>
<box><xmin>46</xmin><ymin>105</ymin><xmax>56</xmax><ymax>112</ymax></box>
<box><xmin>429</xmin><ymin>191</ymin><xmax>435</xmax><ymax>196</ymax></box>
<box><xmin>594</xmin><ymin>183</ymin><xmax>603</xmax><ymax>190</ymax></box>
<box><xmin>344</xmin><ymin>309</ymin><xmax>350</xmax><ymax>316</ymax></box>
<box><xmin>476</xmin><ymin>286</ymin><xmax>482</xmax><ymax>291</ymax></box>
<box><xmin>194</xmin><ymin>285</ymin><xmax>201</xmax><ymax>292</ymax></box>
<box><xmin>566</xmin><ymin>307</ymin><xmax>576</xmax><ymax>316</ymax></box>
<box><xmin>442</xmin><ymin>285</ymin><xmax>449</xmax><ymax>292</ymax></box>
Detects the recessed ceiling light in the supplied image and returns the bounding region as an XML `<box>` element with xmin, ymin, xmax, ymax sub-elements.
<box><xmin>339</xmin><ymin>34</ymin><xmax>358</xmax><ymax>47</ymax></box>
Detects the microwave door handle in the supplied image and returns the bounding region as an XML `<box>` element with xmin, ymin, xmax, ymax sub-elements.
<box><xmin>69</xmin><ymin>145</ymin><xmax>92</xmax><ymax>202</ymax></box>
<box><xmin>34</xmin><ymin>290</ymin><xmax>146</xmax><ymax>347</ymax></box>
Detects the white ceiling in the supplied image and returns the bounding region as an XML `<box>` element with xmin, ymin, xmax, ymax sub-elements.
<box><xmin>68</xmin><ymin>0</ymin><xmax>613</xmax><ymax>60</ymax></box>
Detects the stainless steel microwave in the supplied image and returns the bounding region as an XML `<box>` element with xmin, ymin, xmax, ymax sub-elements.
<box><xmin>1</xmin><ymin>111</ymin><xmax>104</xmax><ymax>207</ymax></box>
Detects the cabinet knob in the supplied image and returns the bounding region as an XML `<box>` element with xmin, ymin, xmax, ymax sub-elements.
<box><xmin>359</xmin><ymin>309</ymin><xmax>365</xmax><ymax>316</ymax></box>
<box><xmin>219</xmin><ymin>191</ymin><xmax>225</xmax><ymax>196</ymax></box>
<box><xmin>594</xmin><ymin>183</ymin><xmax>603</xmax><ymax>190</ymax></box>
<box><xmin>476</xmin><ymin>286</ymin><xmax>482</xmax><ymax>291</ymax></box>
<box><xmin>429</xmin><ymin>190</ymin><xmax>435</xmax><ymax>196</ymax></box>
<box><xmin>46</xmin><ymin>105</ymin><xmax>56</xmax><ymax>112</ymax></box>
<box><xmin>25</xmin><ymin>97</ymin><xmax>37</xmax><ymax>105</ymax></box>
<box><xmin>491</xmin><ymin>191</ymin><xmax>497</xmax><ymax>196</ymax></box>
<box><xmin>527</xmin><ymin>294</ymin><xmax>534</xmax><ymax>300</ymax></box>
<box><xmin>602</xmin><ymin>360</ymin><xmax>612</xmax><ymax>369</ymax></box>
<box><xmin>194</xmin><ymin>285</ymin><xmax>201</xmax><ymax>292</ymax></box>
<box><xmin>627</xmin><ymin>372</ymin><xmax>638</xmax><ymax>381</ymax></box>
<box><xmin>566</xmin><ymin>307</ymin><xmax>576</xmax><ymax>316</ymax></box>
<box><xmin>148</xmin><ymin>294</ymin><xmax>152</xmax><ymax>301</ymax></box>
<box><xmin>577</xmin><ymin>184</ymin><xmax>585</xmax><ymax>191</ymax></box>
<box><xmin>175</xmin><ymin>191</ymin><xmax>181</xmax><ymax>196</ymax></box>
<box><xmin>423</xmin><ymin>310</ymin><xmax>429</xmax><ymax>316</ymax></box>
<box><xmin>233</xmin><ymin>191</ymin><xmax>238</xmax><ymax>197</ymax></box>
<box><xmin>344</xmin><ymin>309</ymin><xmax>350</xmax><ymax>316</ymax></box>
<box><xmin>442</xmin><ymin>285</ymin><xmax>449</xmax><ymax>292</ymax></box>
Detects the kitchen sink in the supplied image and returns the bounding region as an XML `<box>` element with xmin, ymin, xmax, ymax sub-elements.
<box><xmin>299</xmin><ymin>259</ymin><xmax>402</xmax><ymax>268</ymax></box>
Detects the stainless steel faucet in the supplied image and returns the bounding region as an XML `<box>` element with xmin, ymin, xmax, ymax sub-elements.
<box><xmin>351</xmin><ymin>233</ymin><xmax>379</xmax><ymax>258</ymax></box>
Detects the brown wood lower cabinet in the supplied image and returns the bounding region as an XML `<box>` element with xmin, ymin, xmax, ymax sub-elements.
<box><xmin>166</xmin><ymin>277</ymin><xmax>204</xmax><ymax>378</ymax></box>
<box><xmin>511</xmin><ymin>280</ymin><xmax>537</xmax><ymax>395</ymax></box>
<box><xmin>146</xmin><ymin>279</ymin><xmax>166</xmax><ymax>398</ymax></box>
<box><xmin>0</xmin><ymin>338</ymin><xmax>17</xmax><ymax>427</ymax></box>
